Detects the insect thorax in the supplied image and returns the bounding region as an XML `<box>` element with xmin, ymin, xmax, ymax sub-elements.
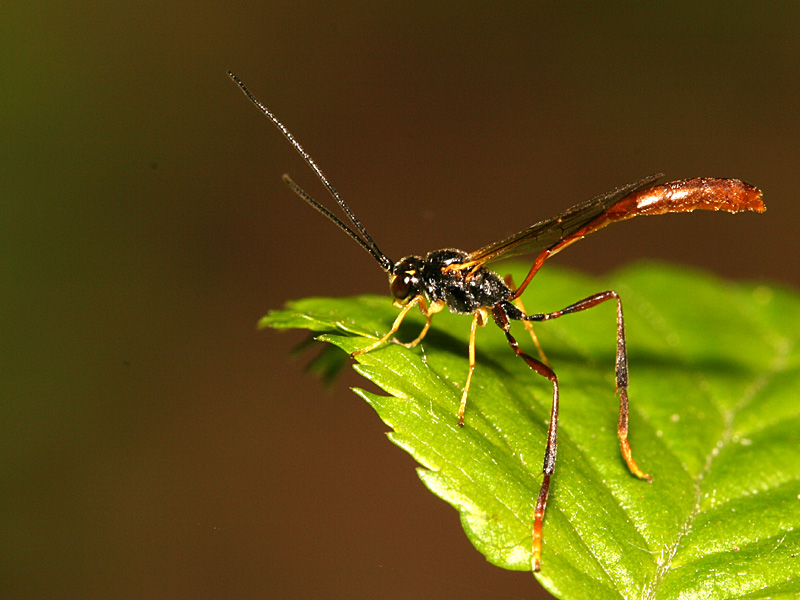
<box><xmin>420</xmin><ymin>249</ymin><xmax>512</xmax><ymax>315</ymax></box>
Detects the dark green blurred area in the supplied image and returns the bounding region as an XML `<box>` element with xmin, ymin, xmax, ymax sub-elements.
<box><xmin>2</xmin><ymin>3</ymin><xmax>797</xmax><ymax>599</ymax></box>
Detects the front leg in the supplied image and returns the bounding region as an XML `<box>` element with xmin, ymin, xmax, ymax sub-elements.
<box><xmin>395</xmin><ymin>297</ymin><xmax>444</xmax><ymax>349</ymax></box>
<box><xmin>353</xmin><ymin>297</ymin><xmax>445</xmax><ymax>356</ymax></box>
<box><xmin>352</xmin><ymin>296</ymin><xmax>422</xmax><ymax>356</ymax></box>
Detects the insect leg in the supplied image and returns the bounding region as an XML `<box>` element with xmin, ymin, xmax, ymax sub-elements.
<box><xmin>503</xmin><ymin>274</ymin><xmax>549</xmax><ymax>366</ymax></box>
<box><xmin>396</xmin><ymin>297</ymin><xmax>435</xmax><ymax>349</ymax></box>
<box><xmin>492</xmin><ymin>303</ymin><xmax>559</xmax><ymax>572</ymax></box>
<box><xmin>457</xmin><ymin>309</ymin><xmax>487</xmax><ymax>426</ymax></box>
<box><xmin>518</xmin><ymin>291</ymin><xmax>652</xmax><ymax>483</ymax></box>
<box><xmin>512</xmin><ymin>250</ymin><xmax>551</xmax><ymax>300</ymax></box>
<box><xmin>352</xmin><ymin>295</ymin><xmax>421</xmax><ymax>356</ymax></box>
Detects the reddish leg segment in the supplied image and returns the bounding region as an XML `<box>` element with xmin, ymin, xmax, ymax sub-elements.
<box><xmin>495</xmin><ymin>290</ymin><xmax>651</xmax><ymax>571</ymax></box>
<box><xmin>521</xmin><ymin>290</ymin><xmax>652</xmax><ymax>483</ymax></box>
<box><xmin>492</xmin><ymin>303</ymin><xmax>558</xmax><ymax>572</ymax></box>
<box><xmin>504</xmin><ymin>274</ymin><xmax>549</xmax><ymax>366</ymax></box>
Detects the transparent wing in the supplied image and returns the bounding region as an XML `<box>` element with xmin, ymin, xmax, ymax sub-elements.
<box><xmin>461</xmin><ymin>174</ymin><xmax>663</xmax><ymax>268</ymax></box>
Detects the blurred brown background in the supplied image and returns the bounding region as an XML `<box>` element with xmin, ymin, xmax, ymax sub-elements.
<box><xmin>3</xmin><ymin>2</ymin><xmax>798</xmax><ymax>599</ymax></box>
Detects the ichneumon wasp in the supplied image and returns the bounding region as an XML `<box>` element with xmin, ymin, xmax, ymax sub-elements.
<box><xmin>229</xmin><ymin>72</ymin><xmax>765</xmax><ymax>571</ymax></box>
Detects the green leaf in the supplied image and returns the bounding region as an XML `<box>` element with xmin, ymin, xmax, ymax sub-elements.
<box><xmin>261</xmin><ymin>262</ymin><xmax>800</xmax><ymax>599</ymax></box>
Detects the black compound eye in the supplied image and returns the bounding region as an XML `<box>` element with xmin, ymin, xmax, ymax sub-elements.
<box><xmin>391</xmin><ymin>257</ymin><xmax>422</xmax><ymax>301</ymax></box>
<box><xmin>391</xmin><ymin>272</ymin><xmax>413</xmax><ymax>300</ymax></box>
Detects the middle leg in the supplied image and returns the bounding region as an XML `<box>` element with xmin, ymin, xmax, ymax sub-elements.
<box><xmin>492</xmin><ymin>302</ymin><xmax>559</xmax><ymax>572</ymax></box>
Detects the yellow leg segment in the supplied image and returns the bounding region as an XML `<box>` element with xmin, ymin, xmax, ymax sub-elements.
<box><xmin>457</xmin><ymin>310</ymin><xmax>487</xmax><ymax>426</ymax></box>
<box><xmin>352</xmin><ymin>296</ymin><xmax>421</xmax><ymax>356</ymax></box>
<box><xmin>397</xmin><ymin>312</ymin><xmax>433</xmax><ymax>348</ymax></box>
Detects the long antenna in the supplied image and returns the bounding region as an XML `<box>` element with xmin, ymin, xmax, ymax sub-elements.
<box><xmin>228</xmin><ymin>72</ymin><xmax>393</xmax><ymax>272</ymax></box>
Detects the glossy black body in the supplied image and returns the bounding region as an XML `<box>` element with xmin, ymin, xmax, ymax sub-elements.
<box><xmin>393</xmin><ymin>250</ymin><xmax>512</xmax><ymax>314</ymax></box>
